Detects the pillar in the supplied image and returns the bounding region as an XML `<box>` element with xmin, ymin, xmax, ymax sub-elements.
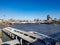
<box><xmin>16</xmin><ymin>36</ymin><xmax>17</xmax><ymax>39</ymax></box>
<box><xmin>12</xmin><ymin>34</ymin><xmax>14</xmax><ymax>39</ymax></box>
<box><xmin>27</xmin><ymin>43</ymin><xmax>30</xmax><ymax>45</ymax></box>
<box><xmin>20</xmin><ymin>39</ymin><xmax>22</xmax><ymax>45</ymax></box>
<box><xmin>7</xmin><ymin>32</ymin><xmax>9</xmax><ymax>35</ymax></box>
<box><xmin>10</xmin><ymin>33</ymin><xmax>11</xmax><ymax>37</ymax></box>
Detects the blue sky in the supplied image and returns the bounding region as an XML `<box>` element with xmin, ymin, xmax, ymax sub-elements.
<box><xmin>0</xmin><ymin>0</ymin><xmax>60</xmax><ymax>20</ymax></box>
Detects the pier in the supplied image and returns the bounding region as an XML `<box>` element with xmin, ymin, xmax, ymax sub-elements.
<box><xmin>2</xmin><ymin>27</ymin><xmax>56</xmax><ymax>45</ymax></box>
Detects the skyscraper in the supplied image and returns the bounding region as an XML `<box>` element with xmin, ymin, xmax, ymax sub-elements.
<box><xmin>47</xmin><ymin>15</ymin><xmax>52</xmax><ymax>21</ymax></box>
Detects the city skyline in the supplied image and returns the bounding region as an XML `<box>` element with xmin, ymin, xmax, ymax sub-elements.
<box><xmin>0</xmin><ymin>0</ymin><xmax>60</xmax><ymax>20</ymax></box>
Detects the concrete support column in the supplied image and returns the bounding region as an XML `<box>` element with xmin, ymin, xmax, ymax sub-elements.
<box><xmin>14</xmin><ymin>35</ymin><xmax>15</xmax><ymax>39</ymax></box>
<box><xmin>20</xmin><ymin>39</ymin><xmax>22</xmax><ymax>45</ymax></box>
<box><xmin>8</xmin><ymin>32</ymin><xmax>9</xmax><ymax>35</ymax></box>
<box><xmin>27</xmin><ymin>43</ymin><xmax>30</xmax><ymax>45</ymax></box>
<box><xmin>8</xmin><ymin>32</ymin><xmax>10</xmax><ymax>35</ymax></box>
<box><xmin>12</xmin><ymin>34</ymin><xmax>14</xmax><ymax>39</ymax></box>
<box><xmin>16</xmin><ymin>36</ymin><xmax>17</xmax><ymax>39</ymax></box>
<box><xmin>10</xmin><ymin>33</ymin><xmax>11</xmax><ymax>37</ymax></box>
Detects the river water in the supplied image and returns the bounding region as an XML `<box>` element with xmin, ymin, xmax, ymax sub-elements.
<box><xmin>11</xmin><ymin>23</ymin><xmax>60</xmax><ymax>35</ymax></box>
<box><xmin>2</xmin><ymin>23</ymin><xmax>60</xmax><ymax>42</ymax></box>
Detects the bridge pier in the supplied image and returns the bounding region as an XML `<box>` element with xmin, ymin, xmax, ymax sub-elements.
<box><xmin>20</xmin><ymin>39</ymin><xmax>22</xmax><ymax>45</ymax></box>
<box><xmin>16</xmin><ymin>36</ymin><xmax>17</xmax><ymax>39</ymax></box>
<box><xmin>8</xmin><ymin>32</ymin><xmax>10</xmax><ymax>35</ymax></box>
<box><xmin>27</xmin><ymin>43</ymin><xmax>30</xmax><ymax>45</ymax></box>
<box><xmin>12</xmin><ymin>34</ymin><xmax>14</xmax><ymax>39</ymax></box>
<box><xmin>10</xmin><ymin>33</ymin><xmax>12</xmax><ymax>37</ymax></box>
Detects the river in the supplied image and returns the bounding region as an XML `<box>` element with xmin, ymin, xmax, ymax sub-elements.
<box><xmin>2</xmin><ymin>23</ymin><xmax>60</xmax><ymax>42</ymax></box>
<box><xmin>11</xmin><ymin>23</ymin><xmax>60</xmax><ymax>35</ymax></box>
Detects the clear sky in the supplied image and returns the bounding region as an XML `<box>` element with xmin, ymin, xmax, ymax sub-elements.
<box><xmin>0</xmin><ymin>0</ymin><xmax>60</xmax><ymax>20</ymax></box>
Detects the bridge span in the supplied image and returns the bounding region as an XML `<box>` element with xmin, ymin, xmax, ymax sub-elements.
<box><xmin>2</xmin><ymin>27</ymin><xmax>56</xmax><ymax>45</ymax></box>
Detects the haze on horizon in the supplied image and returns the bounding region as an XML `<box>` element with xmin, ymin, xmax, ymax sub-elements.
<box><xmin>0</xmin><ymin>0</ymin><xmax>60</xmax><ymax>20</ymax></box>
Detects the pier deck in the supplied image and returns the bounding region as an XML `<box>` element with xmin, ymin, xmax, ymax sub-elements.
<box><xmin>3</xmin><ymin>27</ymin><xmax>37</xmax><ymax>43</ymax></box>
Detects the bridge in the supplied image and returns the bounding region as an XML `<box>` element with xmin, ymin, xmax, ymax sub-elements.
<box><xmin>2</xmin><ymin>27</ymin><xmax>56</xmax><ymax>45</ymax></box>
